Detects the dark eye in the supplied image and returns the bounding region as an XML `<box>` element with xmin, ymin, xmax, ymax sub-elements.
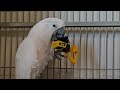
<box><xmin>53</xmin><ymin>24</ymin><xmax>56</xmax><ymax>28</ymax></box>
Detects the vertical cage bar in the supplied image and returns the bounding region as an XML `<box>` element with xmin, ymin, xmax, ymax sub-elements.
<box><xmin>65</xmin><ymin>28</ymin><xmax>68</xmax><ymax>78</ymax></box>
<box><xmin>23</xmin><ymin>11</ymin><xmax>25</xmax><ymax>40</ymax></box>
<box><xmin>99</xmin><ymin>27</ymin><xmax>101</xmax><ymax>79</ymax></box>
<box><xmin>16</xmin><ymin>13</ymin><xmax>19</xmax><ymax>49</ymax></box>
<box><xmin>119</xmin><ymin>11</ymin><xmax>120</xmax><ymax>22</ymax></box>
<box><xmin>117</xmin><ymin>27</ymin><xmax>120</xmax><ymax>79</ymax></box>
<box><xmin>86</xmin><ymin>27</ymin><xmax>88</xmax><ymax>79</ymax></box>
<box><xmin>113</xmin><ymin>27</ymin><xmax>115</xmax><ymax>79</ymax></box>
<box><xmin>119</xmin><ymin>29</ymin><xmax>120</xmax><ymax>79</ymax></box>
<box><xmin>0</xmin><ymin>27</ymin><xmax>2</xmax><ymax>79</ymax></box>
<box><xmin>35</xmin><ymin>11</ymin><xmax>37</xmax><ymax>22</ymax></box>
<box><xmin>59</xmin><ymin>12</ymin><xmax>61</xmax><ymax>79</ymax></box>
<box><xmin>112</xmin><ymin>11</ymin><xmax>115</xmax><ymax>79</ymax></box>
<box><xmin>112</xmin><ymin>11</ymin><xmax>114</xmax><ymax>21</ymax></box>
<box><xmin>99</xmin><ymin>11</ymin><xmax>100</xmax><ymax>21</ymax></box>
<box><xmin>16</xmin><ymin>12</ymin><xmax>20</xmax><ymax>78</ymax></box>
<box><xmin>71</xmin><ymin>27</ymin><xmax>74</xmax><ymax>79</ymax></box>
<box><xmin>106</xmin><ymin>11</ymin><xmax>108</xmax><ymax>21</ymax></box>
<box><xmin>53</xmin><ymin>50</ymin><xmax>55</xmax><ymax>79</ymax></box>
<box><xmin>3</xmin><ymin>12</ymin><xmax>6</xmax><ymax>79</ymax></box>
<box><xmin>66</xmin><ymin>28</ymin><xmax>70</xmax><ymax>79</ymax></box>
<box><xmin>86</xmin><ymin>11</ymin><xmax>87</xmax><ymax>22</ymax></box>
<box><xmin>106</xmin><ymin>27</ymin><xmax>108</xmax><ymax>79</ymax></box>
<box><xmin>59</xmin><ymin>15</ymin><xmax>61</xmax><ymax>78</ymax></box>
<box><xmin>79</xmin><ymin>11</ymin><xmax>81</xmax><ymax>22</ymax></box>
<box><xmin>79</xmin><ymin>27</ymin><xmax>81</xmax><ymax>79</ymax></box>
<box><xmin>3</xmin><ymin>28</ymin><xmax>7</xmax><ymax>79</ymax></box>
<box><xmin>0</xmin><ymin>12</ymin><xmax>1</xmax><ymax>79</ymax></box>
<box><xmin>51</xmin><ymin>12</ymin><xmax>55</xmax><ymax>78</ymax></box>
<box><xmin>73</xmin><ymin>28</ymin><xmax>75</xmax><ymax>79</ymax></box>
<box><xmin>46</xmin><ymin>64</ymin><xmax>48</xmax><ymax>79</ymax></box>
<box><xmin>59</xmin><ymin>57</ymin><xmax>61</xmax><ymax>79</ymax></box>
<box><xmin>15</xmin><ymin>30</ymin><xmax>17</xmax><ymax>79</ymax></box>
<box><xmin>9</xmin><ymin>11</ymin><xmax>12</xmax><ymax>79</ymax></box>
<box><xmin>28</xmin><ymin>11</ymin><xmax>30</xmax><ymax>22</ymax></box>
<box><xmin>92</xmin><ymin>27</ymin><xmax>95</xmax><ymax>79</ymax></box>
<box><xmin>92</xmin><ymin>11</ymin><xmax>94</xmax><ymax>22</ymax></box>
<box><xmin>16</xmin><ymin>11</ymin><xmax>18</xmax><ymax>48</ymax></box>
<box><xmin>72</xmin><ymin>11</ymin><xmax>74</xmax><ymax>22</ymax></box>
<box><xmin>70</xmin><ymin>28</ymin><xmax>74</xmax><ymax>79</ymax></box>
<box><xmin>92</xmin><ymin>12</ymin><xmax>94</xmax><ymax>78</ymax></box>
<box><xmin>66</xmin><ymin>11</ymin><xmax>68</xmax><ymax>23</ymax></box>
<box><xmin>9</xmin><ymin>28</ymin><xmax>12</xmax><ymax>79</ymax></box>
<box><xmin>83</xmin><ymin>28</ymin><xmax>86</xmax><ymax>79</ymax></box>
<box><xmin>119</xmin><ymin>12</ymin><xmax>120</xmax><ymax>79</ymax></box>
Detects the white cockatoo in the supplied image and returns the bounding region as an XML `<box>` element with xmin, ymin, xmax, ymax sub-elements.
<box><xmin>15</xmin><ymin>18</ymin><xmax>65</xmax><ymax>79</ymax></box>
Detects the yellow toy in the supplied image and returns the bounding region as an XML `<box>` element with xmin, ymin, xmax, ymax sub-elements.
<box><xmin>51</xmin><ymin>36</ymin><xmax>78</xmax><ymax>64</ymax></box>
<box><xmin>64</xmin><ymin>46</ymin><xmax>78</xmax><ymax>64</ymax></box>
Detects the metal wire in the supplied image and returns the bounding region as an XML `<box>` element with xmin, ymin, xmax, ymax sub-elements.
<box><xmin>3</xmin><ymin>28</ymin><xmax>7</xmax><ymax>79</ymax></box>
<box><xmin>65</xmin><ymin>28</ymin><xmax>69</xmax><ymax>78</ymax></box>
<box><xmin>86</xmin><ymin>27</ymin><xmax>88</xmax><ymax>79</ymax></box>
<box><xmin>53</xmin><ymin>50</ymin><xmax>55</xmax><ymax>79</ymax></box>
<box><xmin>99</xmin><ymin>27</ymin><xmax>101</xmax><ymax>79</ymax></box>
<box><xmin>0</xmin><ymin>24</ymin><xmax>120</xmax><ymax>79</ymax></box>
<box><xmin>9</xmin><ymin>12</ymin><xmax>12</xmax><ymax>79</ymax></box>
<box><xmin>79</xmin><ymin>27</ymin><xmax>81</xmax><ymax>79</ymax></box>
<box><xmin>92</xmin><ymin>27</ymin><xmax>95</xmax><ymax>79</ymax></box>
<box><xmin>9</xmin><ymin>28</ymin><xmax>12</xmax><ymax>79</ymax></box>
<box><xmin>113</xmin><ymin>27</ymin><xmax>115</xmax><ymax>79</ymax></box>
<box><xmin>0</xmin><ymin>28</ymin><xmax>2</xmax><ymax>78</ymax></box>
<box><xmin>106</xmin><ymin>27</ymin><xmax>108</xmax><ymax>79</ymax></box>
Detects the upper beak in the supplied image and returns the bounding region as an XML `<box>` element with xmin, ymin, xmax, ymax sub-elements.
<box><xmin>51</xmin><ymin>27</ymin><xmax>65</xmax><ymax>41</ymax></box>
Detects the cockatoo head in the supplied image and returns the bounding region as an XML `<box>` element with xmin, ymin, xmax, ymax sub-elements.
<box><xmin>28</xmin><ymin>17</ymin><xmax>65</xmax><ymax>44</ymax></box>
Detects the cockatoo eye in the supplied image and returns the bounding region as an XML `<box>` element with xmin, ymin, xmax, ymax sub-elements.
<box><xmin>53</xmin><ymin>24</ymin><xmax>57</xmax><ymax>28</ymax></box>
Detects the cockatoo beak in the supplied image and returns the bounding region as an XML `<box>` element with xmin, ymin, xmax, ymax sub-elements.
<box><xmin>51</xmin><ymin>27</ymin><xmax>65</xmax><ymax>41</ymax></box>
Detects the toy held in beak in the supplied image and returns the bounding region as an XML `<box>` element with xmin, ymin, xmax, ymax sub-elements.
<box><xmin>51</xmin><ymin>28</ymin><xmax>78</xmax><ymax>64</ymax></box>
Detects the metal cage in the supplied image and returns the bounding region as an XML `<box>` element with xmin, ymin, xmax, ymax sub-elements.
<box><xmin>0</xmin><ymin>22</ymin><xmax>120</xmax><ymax>79</ymax></box>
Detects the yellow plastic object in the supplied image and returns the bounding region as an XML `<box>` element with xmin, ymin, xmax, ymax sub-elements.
<box><xmin>51</xmin><ymin>40</ymin><xmax>78</xmax><ymax>64</ymax></box>
<box><xmin>64</xmin><ymin>46</ymin><xmax>78</xmax><ymax>64</ymax></box>
<box><xmin>51</xmin><ymin>40</ymin><xmax>69</xmax><ymax>49</ymax></box>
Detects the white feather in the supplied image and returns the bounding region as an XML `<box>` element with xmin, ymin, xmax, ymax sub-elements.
<box><xmin>15</xmin><ymin>18</ymin><xmax>65</xmax><ymax>79</ymax></box>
